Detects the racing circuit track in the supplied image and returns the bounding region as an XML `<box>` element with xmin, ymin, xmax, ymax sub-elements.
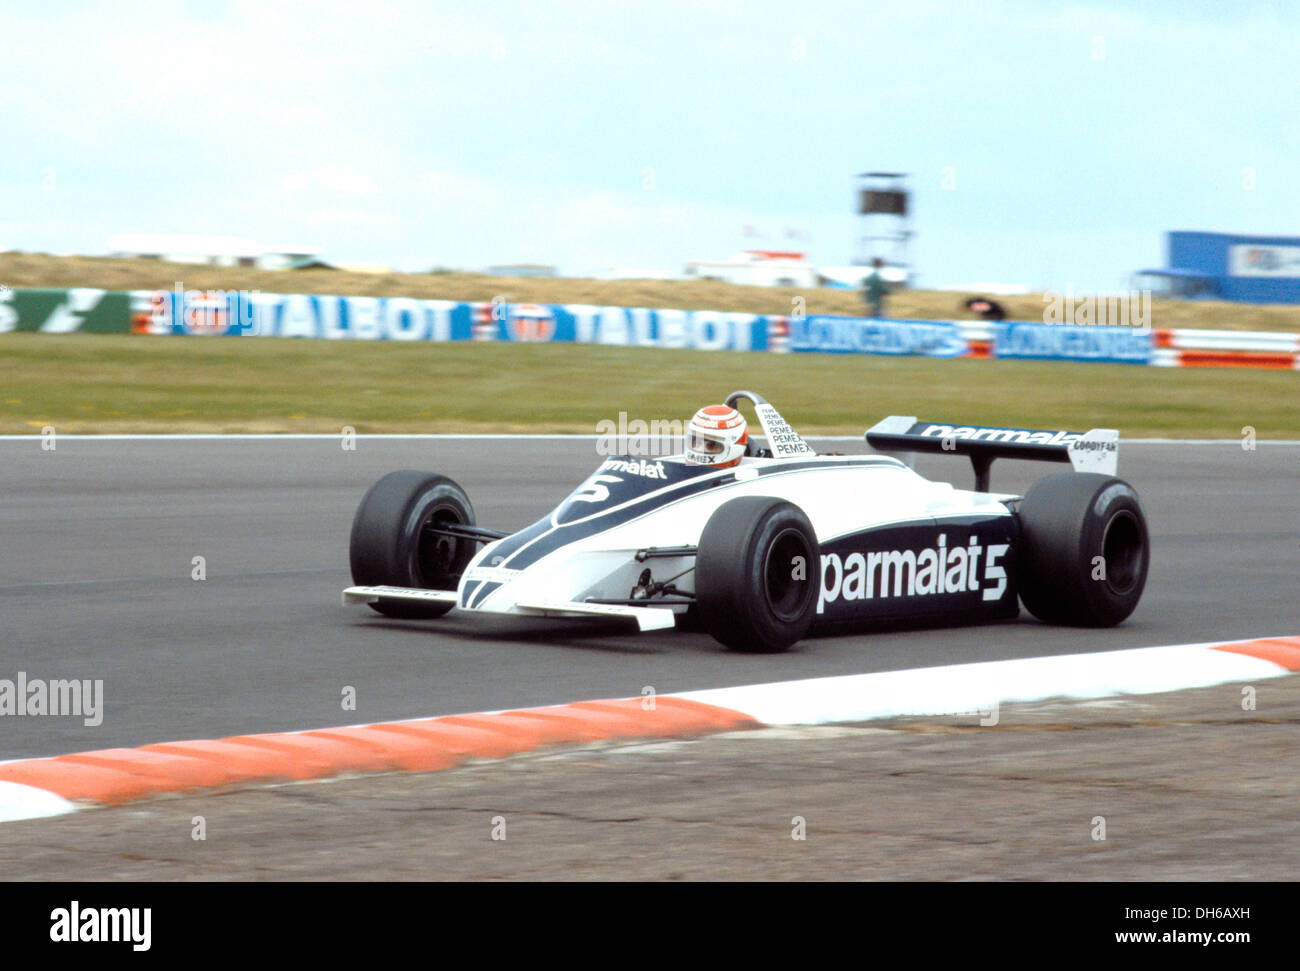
<box><xmin>2</xmin><ymin>435</ymin><xmax>1296</xmax><ymax>762</ymax></box>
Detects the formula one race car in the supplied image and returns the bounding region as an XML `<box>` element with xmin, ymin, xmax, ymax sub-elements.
<box><xmin>342</xmin><ymin>391</ymin><xmax>1149</xmax><ymax>653</ymax></box>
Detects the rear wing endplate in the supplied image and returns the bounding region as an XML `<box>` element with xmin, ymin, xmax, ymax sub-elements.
<box><xmin>865</xmin><ymin>416</ymin><xmax>1118</xmax><ymax>492</ymax></box>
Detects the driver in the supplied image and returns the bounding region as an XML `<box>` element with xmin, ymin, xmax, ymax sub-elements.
<box><xmin>684</xmin><ymin>404</ymin><xmax>748</xmax><ymax>468</ymax></box>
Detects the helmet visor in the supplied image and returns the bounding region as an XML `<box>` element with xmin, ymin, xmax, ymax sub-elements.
<box><xmin>687</xmin><ymin>430</ymin><xmax>726</xmax><ymax>454</ymax></box>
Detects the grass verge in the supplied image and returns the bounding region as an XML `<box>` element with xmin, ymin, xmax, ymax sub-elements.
<box><xmin>2</xmin><ymin>333</ymin><xmax>1296</xmax><ymax>437</ymax></box>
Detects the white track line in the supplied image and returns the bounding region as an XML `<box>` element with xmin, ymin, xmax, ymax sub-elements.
<box><xmin>675</xmin><ymin>642</ymin><xmax>1291</xmax><ymax>725</ymax></box>
<box><xmin>0</xmin><ymin>782</ymin><xmax>75</xmax><ymax>824</ymax></box>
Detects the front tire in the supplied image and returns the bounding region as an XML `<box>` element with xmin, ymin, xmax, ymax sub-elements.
<box><xmin>695</xmin><ymin>497</ymin><xmax>820</xmax><ymax>653</ymax></box>
<box><xmin>1016</xmin><ymin>472</ymin><xmax>1149</xmax><ymax>627</ymax></box>
<box><xmin>349</xmin><ymin>471</ymin><xmax>476</xmax><ymax>618</ymax></box>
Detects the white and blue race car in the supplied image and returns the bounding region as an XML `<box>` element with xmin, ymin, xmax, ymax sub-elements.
<box><xmin>342</xmin><ymin>391</ymin><xmax>1149</xmax><ymax>653</ymax></box>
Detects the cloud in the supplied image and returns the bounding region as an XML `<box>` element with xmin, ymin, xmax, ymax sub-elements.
<box><xmin>302</xmin><ymin>207</ymin><xmax>398</xmax><ymax>227</ymax></box>
<box><xmin>284</xmin><ymin>166</ymin><xmax>380</xmax><ymax>196</ymax></box>
<box><xmin>1</xmin><ymin>1</ymin><xmax>1296</xmax><ymax>288</ymax></box>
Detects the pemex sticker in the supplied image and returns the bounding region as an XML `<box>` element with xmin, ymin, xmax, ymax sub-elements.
<box><xmin>754</xmin><ymin>403</ymin><xmax>815</xmax><ymax>457</ymax></box>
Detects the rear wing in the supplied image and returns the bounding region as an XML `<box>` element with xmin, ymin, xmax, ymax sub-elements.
<box><xmin>865</xmin><ymin>417</ymin><xmax>1118</xmax><ymax>492</ymax></box>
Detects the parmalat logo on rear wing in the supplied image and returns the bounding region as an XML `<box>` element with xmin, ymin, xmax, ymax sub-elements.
<box><xmin>916</xmin><ymin>423</ymin><xmax>1082</xmax><ymax>445</ymax></box>
<box><xmin>866</xmin><ymin>416</ymin><xmax>1119</xmax><ymax>482</ymax></box>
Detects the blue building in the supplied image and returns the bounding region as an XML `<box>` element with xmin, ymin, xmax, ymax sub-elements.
<box><xmin>1137</xmin><ymin>231</ymin><xmax>1300</xmax><ymax>304</ymax></box>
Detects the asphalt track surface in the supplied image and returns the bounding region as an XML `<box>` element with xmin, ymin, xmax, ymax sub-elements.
<box><xmin>1</xmin><ymin>436</ymin><xmax>1296</xmax><ymax>761</ymax></box>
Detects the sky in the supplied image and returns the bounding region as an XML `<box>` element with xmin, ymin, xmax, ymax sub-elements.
<box><xmin>2</xmin><ymin>0</ymin><xmax>1297</xmax><ymax>290</ymax></box>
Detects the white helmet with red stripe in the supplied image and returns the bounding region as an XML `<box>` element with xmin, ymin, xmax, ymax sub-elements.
<box><xmin>685</xmin><ymin>404</ymin><xmax>748</xmax><ymax>468</ymax></box>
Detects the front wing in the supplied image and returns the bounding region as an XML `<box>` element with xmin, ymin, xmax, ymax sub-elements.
<box><xmin>341</xmin><ymin>585</ymin><xmax>676</xmax><ymax>632</ymax></box>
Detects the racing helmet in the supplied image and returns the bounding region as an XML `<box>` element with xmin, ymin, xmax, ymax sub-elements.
<box><xmin>685</xmin><ymin>404</ymin><xmax>748</xmax><ymax>468</ymax></box>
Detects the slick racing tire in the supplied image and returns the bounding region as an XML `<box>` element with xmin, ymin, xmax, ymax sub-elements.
<box><xmin>1016</xmin><ymin>472</ymin><xmax>1149</xmax><ymax>627</ymax></box>
<box><xmin>349</xmin><ymin>471</ymin><xmax>477</xmax><ymax>619</ymax></box>
<box><xmin>695</xmin><ymin>496</ymin><xmax>820</xmax><ymax>653</ymax></box>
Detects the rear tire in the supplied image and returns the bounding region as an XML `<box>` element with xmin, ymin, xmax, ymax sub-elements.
<box><xmin>1017</xmin><ymin>472</ymin><xmax>1149</xmax><ymax>627</ymax></box>
<box><xmin>695</xmin><ymin>497</ymin><xmax>819</xmax><ymax>653</ymax></box>
<box><xmin>349</xmin><ymin>471</ymin><xmax>476</xmax><ymax>618</ymax></box>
